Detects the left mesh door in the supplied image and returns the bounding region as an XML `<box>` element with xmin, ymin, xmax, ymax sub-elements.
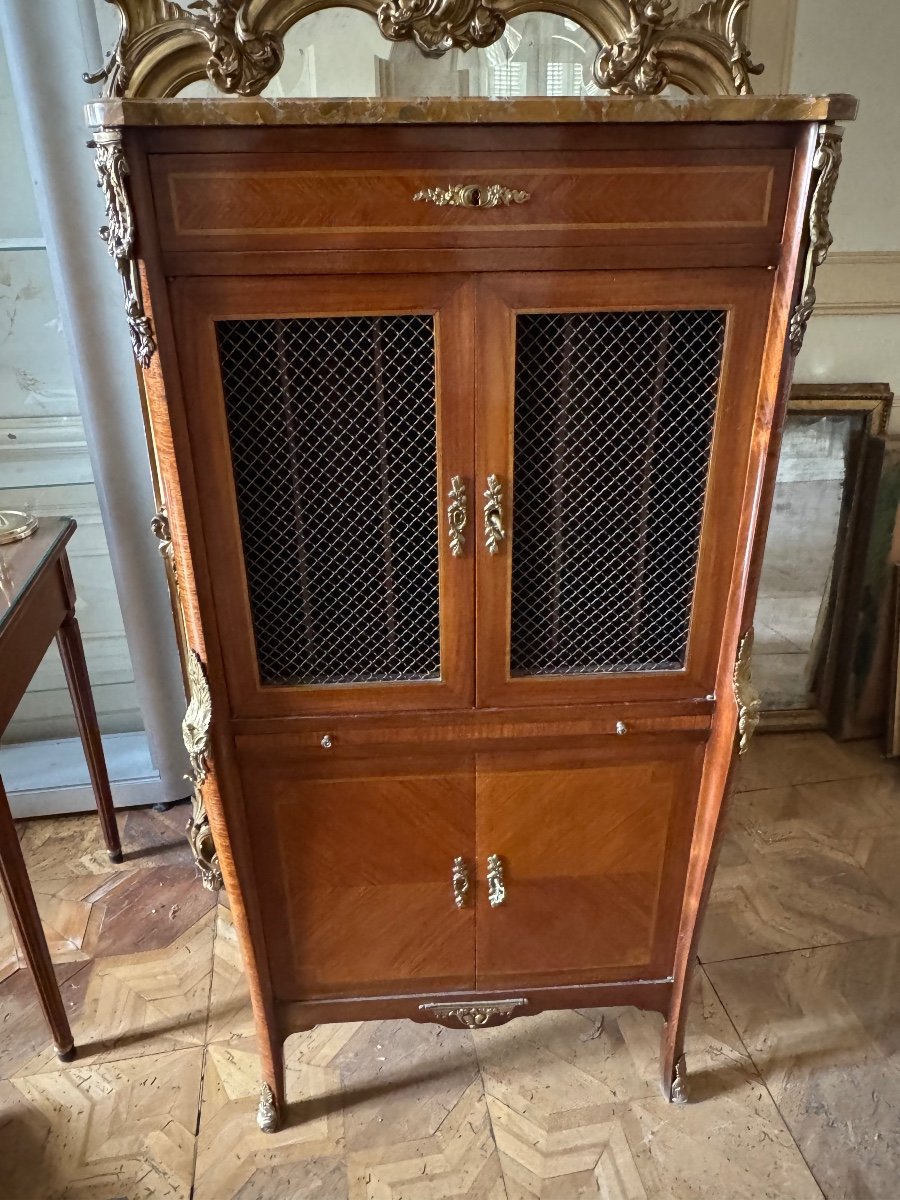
<box><xmin>173</xmin><ymin>275</ymin><xmax>475</xmax><ymax>717</ymax></box>
<box><xmin>218</xmin><ymin>314</ymin><xmax>441</xmax><ymax>687</ymax></box>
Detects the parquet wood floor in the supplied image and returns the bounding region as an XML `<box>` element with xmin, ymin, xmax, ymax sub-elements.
<box><xmin>1</xmin><ymin>734</ymin><xmax>899</xmax><ymax>1199</ymax></box>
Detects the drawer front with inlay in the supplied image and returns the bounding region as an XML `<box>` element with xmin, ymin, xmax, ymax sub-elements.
<box><xmin>150</xmin><ymin>147</ymin><xmax>792</xmax><ymax>254</ymax></box>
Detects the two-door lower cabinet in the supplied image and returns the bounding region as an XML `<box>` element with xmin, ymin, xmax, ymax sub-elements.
<box><xmin>87</xmin><ymin>93</ymin><xmax>855</xmax><ymax>1129</ymax></box>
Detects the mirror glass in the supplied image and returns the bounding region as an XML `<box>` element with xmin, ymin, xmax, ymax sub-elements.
<box><xmin>755</xmin><ymin>413</ymin><xmax>864</xmax><ymax>713</ymax></box>
<box><xmin>178</xmin><ymin>10</ymin><xmax>604</xmax><ymax>98</ymax></box>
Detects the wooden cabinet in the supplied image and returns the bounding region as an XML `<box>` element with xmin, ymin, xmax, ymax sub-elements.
<box><xmin>89</xmin><ymin>97</ymin><xmax>846</xmax><ymax>1130</ymax></box>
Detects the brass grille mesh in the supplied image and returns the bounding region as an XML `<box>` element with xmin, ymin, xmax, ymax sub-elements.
<box><xmin>217</xmin><ymin>315</ymin><xmax>441</xmax><ymax>687</ymax></box>
<box><xmin>510</xmin><ymin>309</ymin><xmax>725</xmax><ymax>677</ymax></box>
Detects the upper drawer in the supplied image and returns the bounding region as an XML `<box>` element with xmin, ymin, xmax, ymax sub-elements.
<box><xmin>149</xmin><ymin>148</ymin><xmax>793</xmax><ymax>254</ymax></box>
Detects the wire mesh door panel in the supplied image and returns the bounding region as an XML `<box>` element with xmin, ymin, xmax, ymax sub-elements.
<box><xmin>475</xmin><ymin>271</ymin><xmax>774</xmax><ymax>708</ymax></box>
<box><xmin>174</xmin><ymin>275</ymin><xmax>475</xmax><ymax>717</ymax></box>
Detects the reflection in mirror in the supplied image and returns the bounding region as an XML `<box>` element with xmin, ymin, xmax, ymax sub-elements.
<box><xmin>755</xmin><ymin>414</ymin><xmax>864</xmax><ymax>719</ymax></box>
<box><xmin>177</xmin><ymin>10</ymin><xmax>604</xmax><ymax>99</ymax></box>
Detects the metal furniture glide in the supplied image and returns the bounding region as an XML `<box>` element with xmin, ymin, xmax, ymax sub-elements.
<box><xmin>84</xmin><ymin>0</ymin><xmax>855</xmax><ymax>1130</ymax></box>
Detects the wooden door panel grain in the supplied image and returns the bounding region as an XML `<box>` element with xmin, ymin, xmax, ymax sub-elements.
<box><xmin>238</xmin><ymin>745</ymin><xmax>476</xmax><ymax>999</ymax></box>
<box><xmin>172</xmin><ymin>273</ymin><xmax>476</xmax><ymax>718</ymax></box>
<box><xmin>474</xmin><ymin>736</ymin><xmax>705</xmax><ymax>989</ymax></box>
<box><xmin>475</xmin><ymin>269</ymin><xmax>775</xmax><ymax>709</ymax></box>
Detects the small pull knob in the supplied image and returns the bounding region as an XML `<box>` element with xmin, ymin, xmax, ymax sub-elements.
<box><xmin>452</xmin><ymin>857</ymin><xmax>470</xmax><ymax>908</ymax></box>
<box><xmin>320</xmin><ymin>734</ymin><xmax>332</xmax><ymax>749</ymax></box>
<box><xmin>487</xmin><ymin>854</ymin><xmax>506</xmax><ymax>907</ymax></box>
<box><xmin>616</xmin><ymin>721</ymin><xmax>628</xmax><ymax>736</ymax></box>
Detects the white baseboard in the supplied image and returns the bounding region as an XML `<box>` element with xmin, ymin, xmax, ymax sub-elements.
<box><xmin>0</xmin><ymin>732</ymin><xmax>190</xmax><ymax>818</ymax></box>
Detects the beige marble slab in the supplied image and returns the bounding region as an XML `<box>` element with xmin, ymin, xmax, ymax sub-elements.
<box><xmin>708</xmin><ymin>937</ymin><xmax>900</xmax><ymax>1200</ymax></box>
<box><xmin>86</xmin><ymin>94</ymin><xmax>859</xmax><ymax>129</ymax></box>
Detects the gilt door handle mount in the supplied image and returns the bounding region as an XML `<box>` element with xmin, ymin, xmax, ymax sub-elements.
<box><xmin>413</xmin><ymin>184</ymin><xmax>530</xmax><ymax>209</ymax></box>
<box><xmin>447</xmin><ymin>476</ymin><xmax>467</xmax><ymax>558</ymax></box>
<box><xmin>452</xmin><ymin>856</ymin><xmax>470</xmax><ymax>909</ymax></box>
<box><xmin>484</xmin><ymin>475</ymin><xmax>505</xmax><ymax>555</ymax></box>
<box><xmin>487</xmin><ymin>854</ymin><xmax>506</xmax><ymax>907</ymax></box>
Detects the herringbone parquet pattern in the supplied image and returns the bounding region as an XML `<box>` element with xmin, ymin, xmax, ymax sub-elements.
<box><xmin>1</xmin><ymin>734</ymin><xmax>899</xmax><ymax>1198</ymax></box>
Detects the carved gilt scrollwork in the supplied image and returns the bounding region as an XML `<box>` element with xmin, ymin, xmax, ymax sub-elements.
<box><xmin>183</xmin><ymin>650</ymin><xmax>223</xmax><ymax>891</ymax></box>
<box><xmin>85</xmin><ymin>0</ymin><xmax>762</xmax><ymax>100</ymax></box>
<box><xmin>419</xmin><ymin>998</ymin><xmax>527</xmax><ymax>1028</ymax></box>
<box><xmin>90</xmin><ymin>127</ymin><xmax>156</xmax><ymax>367</ymax></box>
<box><xmin>789</xmin><ymin>126</ymin><xmax>844</xmax><ymax>355</ymax></box>
<box><xmin>378</xmin><ymin>0</ymin><xmax>505</xmax><ymax>56</ymax></box>
<box><xmin>595</xmin><ymin>0</ymin><xmax>761</xmax><ymax>96</ymax></box>
<box><xmin>733</xmin><ymin>628</ymin><xmax>761</xmax><ymax>757</ymax></box>
<box><xmin>85</xmin><ymin>0</ymin><xmax>283</xmax><ymax>98</ymax></box>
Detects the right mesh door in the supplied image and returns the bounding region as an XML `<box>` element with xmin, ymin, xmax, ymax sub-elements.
<box><xmin>509</xmin><ymin>309</ymin><xmax>725</xmax><ymax>678</ymax></box>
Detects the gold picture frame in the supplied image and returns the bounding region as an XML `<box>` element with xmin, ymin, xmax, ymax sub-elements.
<box><xmin>759</xmin><ymin>384</ymin><xmax>893</xmax><ymax>733</ymax></box>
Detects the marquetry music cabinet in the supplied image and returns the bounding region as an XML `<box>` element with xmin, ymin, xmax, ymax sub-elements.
<box><xmin>87</xmin><ymin>84</ymin><xmax>855</xmax><ymax>1129</ymax></box>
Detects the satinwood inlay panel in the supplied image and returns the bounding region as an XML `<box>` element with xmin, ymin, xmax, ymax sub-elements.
<box><xmin>475</xmin><ymin>740</ymin><xmax>704</xmax><ymax>989</ymax></box>
<box><xmin>152</xmin><ymin>149</ymin><xmax>790</xmax><ymax>253</ymax></box>
<box><xmin>240</xmin><ymin>750</ymin><xmax>476</xmax><ymax>1000</ymax></box>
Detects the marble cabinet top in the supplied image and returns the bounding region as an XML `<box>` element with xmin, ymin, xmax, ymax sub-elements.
<box><xmin>86</xmin><ymin>94</ymin><xmax>859</xmax><ymax>129</ymax></box>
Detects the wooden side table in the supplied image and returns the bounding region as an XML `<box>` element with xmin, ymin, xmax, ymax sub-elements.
<box><xmin>0</xmin><ymin>517</ymin><xmax>121</xmax><ymax>1060</ymax></box>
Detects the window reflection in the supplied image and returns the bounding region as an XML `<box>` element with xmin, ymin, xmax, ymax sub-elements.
<box><xmin>177</xmin><ymin>10</ymin><xmax>603</xmax><ymax>99</ymax></box>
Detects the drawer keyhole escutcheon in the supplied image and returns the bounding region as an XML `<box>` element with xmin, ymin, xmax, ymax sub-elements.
<box><xmin>320</xmin><ymin>734</ymin><xmax>332</xmax><ymax>749</ymax></box>
<box><xmin>487</xmin><ymin>854</ymin><xmax>506</xmax><ymax>907</ymax></box>
<box><xmin>412</xmin><ymin>184</ymin><xmax>530</xmax><ymax>209</ymax></box>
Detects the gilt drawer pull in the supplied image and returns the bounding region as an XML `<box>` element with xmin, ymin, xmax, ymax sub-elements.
<box><xmin>447</xmin><ymin>476</ymin><xmax>467</xmax><ymax>558</ymax></box>
<box><xmin>487</xmin><ymin>854</ymin><xmax>506</xmax><ymax>907</ymax></box>
<box><xmin>413</xmin><ymin>184</ymin><xmax>530</xmax><ymax>209</ymax></box>
<box><xmin>484</xmin><ymin>475</ymin><xmax>505</xmax><ymax>555</ymax></box>
<box><xmin>452</xmin><ymin>857</ymin><xmax>470</xmax><ymax>909</ymax></box>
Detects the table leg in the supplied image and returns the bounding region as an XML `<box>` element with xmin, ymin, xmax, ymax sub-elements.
<box><xmin>56</xmin><ymin>612</ymin><xmax>122</xmax><ymax>863</ymax></box>
<box><xmin>0</xmin><ymin>775</ymin><xmax>75</xmax><ymax>1060</ymax></box>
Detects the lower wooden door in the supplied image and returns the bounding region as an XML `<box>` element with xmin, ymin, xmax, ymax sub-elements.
<box><xmin>237</xmin><ymin>740</ymin><xmax>476</xmax><ymax>1000</ymax></box>
<box><xmin>473</xmin><ymin>735</ymin><xmax>706</xmax><ymax>990</ymax></box>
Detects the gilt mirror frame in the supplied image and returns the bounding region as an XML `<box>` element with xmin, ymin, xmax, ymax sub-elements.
<box><xmin>86</xmin><ymin>0</ymin><xmax>762</xmax><ymax>101</ymax></box>
<box><xmin>759</xmin><ymin>384</ymin><xmax>894</xmax><ymax>735</ymax></box>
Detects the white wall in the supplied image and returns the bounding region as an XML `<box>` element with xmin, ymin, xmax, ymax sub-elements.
<box><xmin>750</xmin><ymin>0</ymin><xmax>900</xmax><ymax>424</ymax></box>
<box><xmin>0</xmin><ymin>35</ymin><xmax>142</xmax><ymax>741</ymax></box>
